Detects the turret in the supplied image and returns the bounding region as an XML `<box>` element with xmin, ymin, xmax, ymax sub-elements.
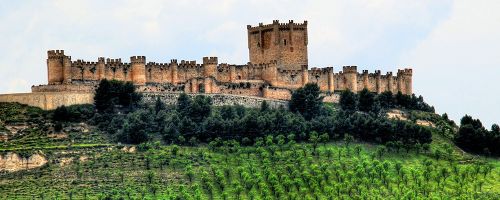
<box><xmin>375</xmin><ymin>70</ymin><xmax>382</xmax><ymax>93</ymax></box>
<box><xmin>62</xmin><ymin>55</ymin><xmax>72</xmax><ymax>84</ymax></box>
<box><xmin>203</xmin><ymin>57</ymin><xmax>218</xmax><ymax>78</ymax></box>
<box><xmin>342</xmin><ymin>66</ymin><xmax>358</xmax><ymax>92</ymax></box>
<box><xmin>131</xmin><ymin>56</ymin><xmax>146</xmax><ymax>85</ymax></box>
<box><xmin>362</xmin><ymin>70</ymin><xmax>369</xmax><ymax>89</ymax></box>
<box><xmin>97</xmin><ymin>57</ymin><xmax>105</xmax><ymax>80</ymax></box>
<box><xmin>47</xmin><ymin>50</ymin><xmax>71</xmax><ymax>84</ymax></box>
<box><xmin>229</xmin><ymin>65</ymin><xmax>236</xmax><ymax>82</ymax></box>
<box><xmin>170</xmin><ymin>59</ymin><xmax>178</xmax><ymax>84</ymax></box>
<box><xmin>387</xmin><ymin>72</ymin><xmax>394</xmax><ymax>93</ymax></box>
<box><xmin>327</xmin><ymin>67</ymin><xmax>334</xmax><ymax>92</ymax></box>
<box><xmin>397</xmin><ymin>68</ymin><xmax>413</xmax><ymax>95</ymax></box>
<box><xmin>301</xmin><ymin>65</ymin><xmax>309</xmax><ymax>86</ymax></box>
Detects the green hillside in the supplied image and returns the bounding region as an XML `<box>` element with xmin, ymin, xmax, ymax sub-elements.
<box><xmin>0</xmin><ymin>102</ymin><xmax>499</xmax><ymax>199</ymax></box>
<box><xmin>1</xmin><ymin>81</ymin><xmax>499</xmax><ymax>199</ymax></box>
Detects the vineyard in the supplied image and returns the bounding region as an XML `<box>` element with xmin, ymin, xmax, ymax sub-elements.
<box><xmin>1</xmin><ymin>136</ymin><xmax>499</xmax><ymax>199</ymax></box>
<box><xmin>1</xmin><ymin>93</ymin><xmax>499</xmax><ymax>199</ymax></box>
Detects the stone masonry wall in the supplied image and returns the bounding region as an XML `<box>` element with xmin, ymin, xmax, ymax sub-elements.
<box><xmin>141</xmin><ymin>92</ymin><xmax>288</xmax><ymax>109</ymax></box>
<box><xmin>263</xmin><ymin>87</ymin><xmax>292</xmax><ymax>100</ymax></box>
<box><xmin>0</xmin><ymin>92</ymin><xmax>94</xmax><ymax>110</ymax></box>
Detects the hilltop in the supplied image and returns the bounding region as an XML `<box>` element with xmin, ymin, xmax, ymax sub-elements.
<box><xmin>0</xmin><ymin>81</ymin><xmax>499</xmax><ymax>199</ymax></box>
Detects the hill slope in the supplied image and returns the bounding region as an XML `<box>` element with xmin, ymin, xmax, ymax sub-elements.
<box><xmin>0</xmin><ymin>102</ymin><xmax>499</xmax><ymax>199</ymax></box>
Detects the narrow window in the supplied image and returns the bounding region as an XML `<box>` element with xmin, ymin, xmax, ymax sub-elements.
<box><xmin>284</xmin><ymin>39</ymin><xmax>287</xmax><ymax>46</ymax></box>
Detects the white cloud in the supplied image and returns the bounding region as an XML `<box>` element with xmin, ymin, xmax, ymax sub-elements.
<box><xmin>401</xmin><ymin>0</ymin><xmax>500</xmax><ymax>127</ymax></box>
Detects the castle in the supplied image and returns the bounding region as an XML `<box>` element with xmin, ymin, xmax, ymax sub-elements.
<box><xmin>1</xmin><ymin>20</ymin><xmax>412</xmax><ymax>110</ymax></box>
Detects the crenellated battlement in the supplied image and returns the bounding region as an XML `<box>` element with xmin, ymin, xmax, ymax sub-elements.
<box><xmin>146</xmin><ymin>62</ymin><xmax>170</xmax><ymax>68</ymax></box>
<box><xmin>342</xmin><ymin>66</ymin><xmax>358</xmax><ymax>73</ymax></box>
<box><xmin>368</xmin><ymin>71</ymin><xmax>381</xmax><ymax>78</ymax></box>
<box><xmin>247</xmin><ymin>20</ymin><xmax>308</xmax><ymax>32</ymax></box>
<box><xmin>203</xmin><ymin>57</ymin><xmax>218</xmax><ymax>65</ymax></box>
<box><xmin>178</xmin><ymin>60</ymin><xmax>201</xmax><ymax>68</ymax></box>
<box><xmin>398</xmin><ymin>68</ymin><xmax>413</xmax><ymax>76</ymax></box>
<box><xmin>106</xmin><ymin>58</ymin><xmax>122</xmax><ymax>65</ymax></box>
<box><xmin>309</xmin><ymin>67</ymin><xmax>332</xmax><ymax>74</ymax></box>
<box><xmin>47</xmin><ymin>50</ymin><xmax>66</xmax><ymax>59</ymax></box>
<box><xmin>131</xmin><ymin>56</ymin><xmax>146</xmax><ymax>64</ymax></box>
<box><xmin>47</xmin><ymin>50</ymin><xmax>65</xmax><ymax>56</ymax></box>
<box><xmin>73</xmin><ymin>60</ymin><xmax>98</xmax><ymax>66</ymax></box>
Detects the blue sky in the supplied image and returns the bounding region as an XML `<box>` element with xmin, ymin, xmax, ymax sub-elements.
<box><xmin>0</xmin><ymin>0</ymin><xmax>498</xmax><ymax>127</ymax></box>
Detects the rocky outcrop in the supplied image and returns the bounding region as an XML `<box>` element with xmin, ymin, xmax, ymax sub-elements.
<box><xmin>0</xmin><ymin>152</ymin><xmax>48</xmax><ymax>172</ymax></box>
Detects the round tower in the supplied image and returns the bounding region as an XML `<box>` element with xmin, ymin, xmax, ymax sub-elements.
<box><xmin>229</xmin><ymin>65</ymin><xmax>236</xmax><ymax>82</ymax></box>
<box><xmin>97</xmin><ymin>57</ymin><xmax>105</xmax><ymax>80</ymax></box>
<box><xmin>375</xmin><ymin>70</ymin><xmax>382</xmax><ymax>94</ymax></box>
<box><xmin>362</xmin><ymin>70</ymin><xmax>369</xmax><ymax>89</ymax></box>
<box><xmin>170</xmin><ymin>59</ymin><xmax>178</xmax><ymax>84</ymax></box>
<box><xmin>343</xmin><ymin>66</ymin><xmax>358</xmax><ymax>92</ymax></box>
<box><xmin>402</xmin><ymin>68</ymin><xmax>412</xmax><ymax>95</ymax></box>
<box><xmin>203</xmin><ymin>57</ymin><xmax>218</xmax><ymax>78</ymax></box>
<box><xmin>327</xmin><ymin>67</ymin><xmax>334</xmax><ymax>92</ymax></box>
<box><xmin>387</xmin><ymin>72</ymin><xmax>394</xmax><ymax>93</ymax></box>
<box><xmin>131</xmin><ymin>56</ymin><xmax>146</xmax><ymax>85</ymax></box>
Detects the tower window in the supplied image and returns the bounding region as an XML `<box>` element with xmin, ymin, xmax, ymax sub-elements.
<box><xmin>284</xmin><ymin>39</ymin><xmax>287</xmax><ymax>46</ymax></box>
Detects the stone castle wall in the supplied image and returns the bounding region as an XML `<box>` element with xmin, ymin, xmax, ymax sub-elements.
<box><xmin>43</xmin><ymin>49</ymin><xmax>412</xmax><ymax>96</ymax></box>
<box><xmin>1</xmin><ymin>20</ymin><xmax>412</xmax><ymax>110</ymax></box>
<box><xmin>0</xmin><ymin>92</ymin><xmax>94</xmax><ymax>110</ymax></box>
<box><xmin>0</xmin><ymin>90</ymin><xmax>299</xmax><ymax>110</ymax></box>
<box><xmin>141</xmin><ymin>92</ymin><xmax>289</xmax><ymax>109</ymax></box>
<box><xmin>43</xmin><ymin>20</ymin><xmax>412</xmax><ymax>96</ymax></box>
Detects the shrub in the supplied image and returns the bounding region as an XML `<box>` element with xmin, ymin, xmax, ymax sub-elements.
<box><xmin>53</xmin><ymin>104</ymin><xmax>95</xmax><ymax>122</ymax></box>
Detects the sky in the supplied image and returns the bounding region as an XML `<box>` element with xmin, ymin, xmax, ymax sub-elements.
<box><xmin>0</xmin><ymin>0</ymin><xmax>498</xmax><ymax>128</ymax></box>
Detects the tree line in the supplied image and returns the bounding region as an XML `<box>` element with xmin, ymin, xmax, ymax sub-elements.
<box><xmin>455</xmin><ymin>115</ymin><xmax>500</xmax><ymax>156</ymax></box>
<box><xmin>339</xmin><ymin>89</ymin><xmax>435</xmax><ymax>113</ymax></box>
<box><xmin>62</xmin><ymin>81</ymin><xmax>430</xmax><ymax>148</ymax></box>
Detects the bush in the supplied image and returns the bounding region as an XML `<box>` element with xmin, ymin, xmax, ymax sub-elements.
<box><xmin>53</xmin><ymin>105</ymin><xmax>70</xmax><ymax>121</ymax></box>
